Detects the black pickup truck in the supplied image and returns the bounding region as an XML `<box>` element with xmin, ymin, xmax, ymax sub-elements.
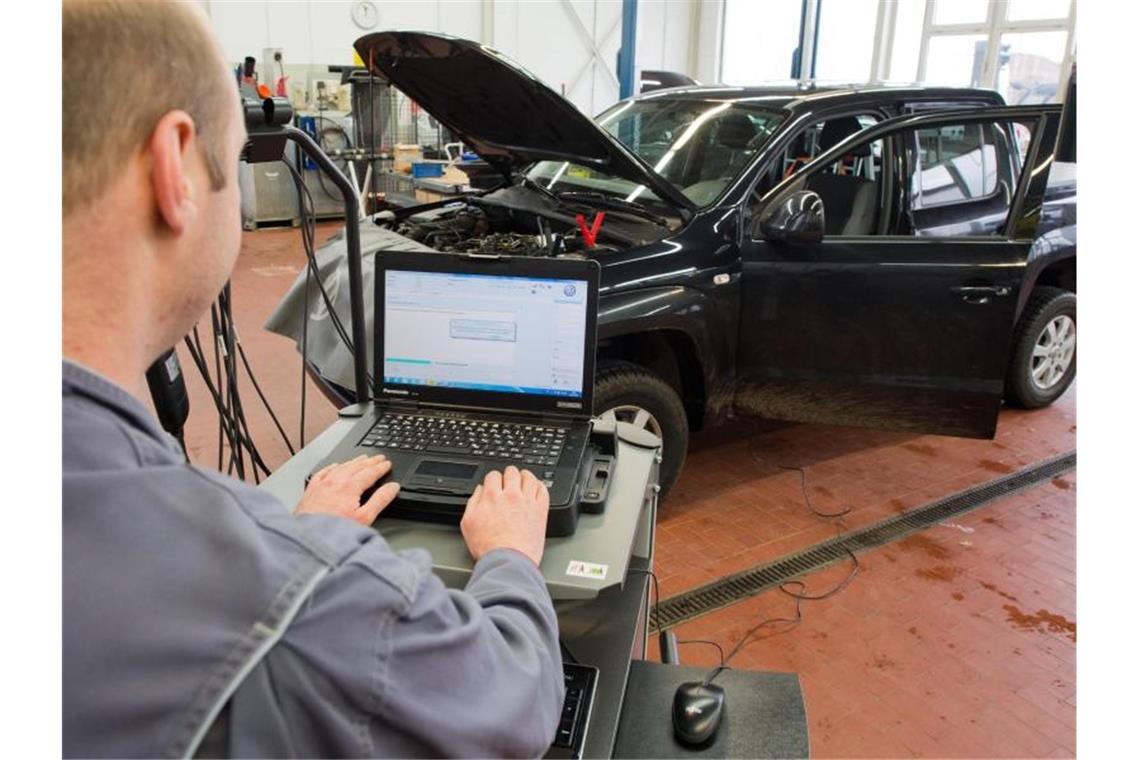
<box><xmin>268</xmin><ymin>32</ymin><xmax>1076</xmax><ymax>496</ymax></box>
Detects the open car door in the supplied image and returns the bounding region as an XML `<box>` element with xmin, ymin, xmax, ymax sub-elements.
<box><xmin>735</xmin><ymin>105</ymin><xmax>1062</xmax><ymax>438</ymax></box>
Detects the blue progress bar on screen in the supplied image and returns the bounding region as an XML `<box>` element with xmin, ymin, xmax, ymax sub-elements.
<box><xmin>387</xmin><ymin>357</ymin><xmax>432</xmax><ymax>365</ymax></box>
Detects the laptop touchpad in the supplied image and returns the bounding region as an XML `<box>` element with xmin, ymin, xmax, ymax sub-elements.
<box><xmin>416</xmin><ymin>460</ymin><xmax>478</xmax><ymax>480</ymax></box>
<box><xmin>407</xmin><ymin>459</ymin><xmax>480</xmax><ymax>494</ymax></box>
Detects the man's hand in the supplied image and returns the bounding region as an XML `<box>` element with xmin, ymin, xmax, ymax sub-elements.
<box><xmin>460</xmin><ymin>466</ymin><xmax>550</xmax><ymax>567</ymax></box>
<box><xmin>295</xmin><ymin>454</ymin><xmax>400</xmax><ymax>527</ymax></box>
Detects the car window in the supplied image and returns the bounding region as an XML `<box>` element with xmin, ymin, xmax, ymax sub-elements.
<box><xmin>754</xmin><ymin>129</ymin><xmax>890</xmax><ymax>238</ymax></box>
<box><xmin>906</xmin><ymin>119</ymin><xmax>1027</xmax><ymax>237</ymax></box>
<box><xmin>526</xmin><ymin>100</ymin><xmax>783</xmax><ymax>209</ymax></box>
<box><xmin>912</xmin><ymin>124</ymin><xmax>1000</xmax><ymax>207</ymax></box>
<box><xmin>748</xmin><ymin>113</ymin><xmax>880</xmax><ymax>212</ymax></box>
<box><xmin>754</xmin><ymin>115</ymin><xmax>1042</xmax><ymax>241</ymax></box>
<box><xmin>803</xmin><ymin>132</ymin><xmax>889</xmax><ymax>236</ymax></box>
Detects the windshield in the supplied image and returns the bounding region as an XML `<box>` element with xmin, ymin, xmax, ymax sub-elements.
<box><xmin>526</xmin><ymin>99</ymin><xmax>783</xmax><ymax>209</ymax></box>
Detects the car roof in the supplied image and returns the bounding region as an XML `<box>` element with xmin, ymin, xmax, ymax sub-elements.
<box><xmin>631</xmin><ymin>82</ymin><xmax>1005</xmax><ymax>112</ymax></box>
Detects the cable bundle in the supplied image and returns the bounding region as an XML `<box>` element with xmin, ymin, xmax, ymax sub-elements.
<box><xmin>180</xmin><ymin>285</ymin><xmax>293</xmax><ymax>482</ymax></box>
<box><xmin>178</xmin><ymin>154</ymin><xmax>374</xmax><ymax>481</ymax></box>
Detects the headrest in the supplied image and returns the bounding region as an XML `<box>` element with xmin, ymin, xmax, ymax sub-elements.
<box><xmin>785</xmin><ymin>130</ymin><xmax>810</xmax><ymax>157</ymax></box>
<box><xmin>819</xmin><ymin>117</ymin><xmax>870</xmax><ymax>157</ymax></box>
<box><xmin>714</xmin><ymin>112</ymin><xmax>757</xmax><ymax>150</ymax></box>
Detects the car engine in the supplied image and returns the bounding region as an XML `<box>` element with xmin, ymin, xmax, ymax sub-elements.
<box><xmin>384</xmin><ymin>203</ymin><xmax>620</xmax><ymax>257</ymax></box>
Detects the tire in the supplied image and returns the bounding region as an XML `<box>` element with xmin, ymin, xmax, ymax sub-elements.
<box><xmin>593</xmin><ymin>360</ymin><xmax>689</xmax><ymax>500</ymax></box>
<box><xmin>1004</xmin><ymin>287</ymin><xmax>1076</xmax><ymax>408</ymax></box>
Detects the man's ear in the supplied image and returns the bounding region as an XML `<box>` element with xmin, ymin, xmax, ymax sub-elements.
<box><xmin>150</xmin><ymin>110</ymin><xmax>199</xmax><ymax>236</ymax></box>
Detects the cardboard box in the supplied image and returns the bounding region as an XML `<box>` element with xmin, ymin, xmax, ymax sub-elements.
<box><xmin>394</xmin><ymin>144</ymin><xmax>423</xmax><ymax>174</ymax></box>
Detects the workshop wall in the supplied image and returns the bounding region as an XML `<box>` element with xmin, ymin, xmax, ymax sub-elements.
<box><xmin>200</xmin><ymin>0</ymin><xmax>700</xmax><ymax>116</ymax></box>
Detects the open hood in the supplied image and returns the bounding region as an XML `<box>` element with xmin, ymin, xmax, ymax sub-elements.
<box><xmin>355</xmin><ymin>31</ymin><xmax>695</xmax><ymax>215</ymax></box>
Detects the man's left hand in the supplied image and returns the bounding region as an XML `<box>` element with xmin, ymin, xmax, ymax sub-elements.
<box><xmin>295</xmin><ymin>454</ymin><xmax>400</xmax><ymax>526</ymax></box>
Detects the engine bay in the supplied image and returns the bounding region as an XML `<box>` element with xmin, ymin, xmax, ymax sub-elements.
<box><xmin>374</xmin><ymin>189</ymin><xmax>673</xmax><ymax>258</ymax></box>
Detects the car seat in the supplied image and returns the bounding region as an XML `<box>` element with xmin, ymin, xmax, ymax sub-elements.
<box><xmin>805</xmin><ymin>116</ymin><xmax>878</xmax><ymax>235</ymax></box>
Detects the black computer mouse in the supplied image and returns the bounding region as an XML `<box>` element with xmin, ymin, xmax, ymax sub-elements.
<box><xmin>672</xmin><ymin>681</ymin><xmax>726</xmax><ymax>746</ymax></box>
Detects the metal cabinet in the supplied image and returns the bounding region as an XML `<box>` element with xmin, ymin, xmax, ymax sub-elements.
<box><xmin>239</xmin><ymin>159</ymin><xmax>299</xmax><ymax>230</ymax></box>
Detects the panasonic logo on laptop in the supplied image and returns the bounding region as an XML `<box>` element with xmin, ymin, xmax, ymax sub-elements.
<box><xmin>385</xmin><ymin>388</ymin><xmax>410</xmax><ymax>395</ymax></box>
<box><xmin>557</xmin><ymin>401</ymin><xmax>582</xmax><ymax>409</ymax></box>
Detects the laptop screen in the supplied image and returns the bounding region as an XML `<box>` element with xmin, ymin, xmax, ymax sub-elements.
<box><xmin>383</xmin><ymin>269</ymin><xmax>590</xmax><ymax>399</ymax></box>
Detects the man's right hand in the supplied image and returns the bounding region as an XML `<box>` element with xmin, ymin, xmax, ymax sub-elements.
<box><xmin>461</xmin><ymin>466</ymin><xmax>549</xmax><ymax>567</ymax></box>
<box><xmin>295</xmin><ymin>454</ymin><xmax>400</xmax><ymax>527</ymax></box>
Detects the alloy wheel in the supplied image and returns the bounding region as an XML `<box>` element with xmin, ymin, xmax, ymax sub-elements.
<box><xmin>1029</xmin><ymin>315</ymin><xmax>1075</xmax><ymax>391</ymax></box>
<box><xmin>599</xmin><ymin>405</ymin><xmax>664</xmax><ymax>448</ymax></box>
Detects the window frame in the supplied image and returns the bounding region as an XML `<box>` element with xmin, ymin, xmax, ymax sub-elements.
<box><xmin>912</xmin><ymin>0</ymin><xmax>1076</xmax><ymax>99</ymax></box>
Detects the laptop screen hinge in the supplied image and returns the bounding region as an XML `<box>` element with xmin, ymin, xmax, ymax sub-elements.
<box><xmin>389</xmin><ymin>399</ymin><xmax>419</xmax><ymax>413</ymax></box>
<box><xmin>542</xmin><ymin>413</ymin><xmax>578</xmax><ymax>426</ymax></box>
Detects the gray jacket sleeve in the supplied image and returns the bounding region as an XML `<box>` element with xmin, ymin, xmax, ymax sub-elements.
<box><xmin>375</xmin><ymin>548</ymin><xmax>566</xmax><ymax>757</ymax></box>
<box><xmin>236</xmin><ymin>522</ymin><xmax>565</xmax><ymax>759</ymax></box>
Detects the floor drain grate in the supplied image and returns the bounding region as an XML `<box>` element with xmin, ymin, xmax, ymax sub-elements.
<box><xmin>650</xmin><ymin>451</ymin><xmax>1075</xmax><ymax>633</ymax></box>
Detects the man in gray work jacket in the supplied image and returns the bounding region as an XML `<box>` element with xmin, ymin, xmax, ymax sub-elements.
<box><xmin>62</xmin><ymin>2</ymin><xmax>563</xmax><ymax>756</ymax></box>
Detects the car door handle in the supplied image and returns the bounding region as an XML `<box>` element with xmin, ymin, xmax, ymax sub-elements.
<box><xmin>950</xmin><ymin>285</ymin><xmax>1011</xmax><ymax>304</ymax></box>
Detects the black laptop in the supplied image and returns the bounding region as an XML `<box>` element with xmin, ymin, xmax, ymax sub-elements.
<box><xmin>312</xmin><ymin>250</ymin><xmax>600</xmax><ymax>535</ymax></box>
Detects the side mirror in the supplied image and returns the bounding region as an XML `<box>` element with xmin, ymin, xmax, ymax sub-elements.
<box><xmin>756</xmin><ymin>190</ymin><xmax>825</xmax><ymax>243</ymax></box>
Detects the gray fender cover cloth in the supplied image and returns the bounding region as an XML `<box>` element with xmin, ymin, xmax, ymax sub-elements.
<box><xmin>264</xmin><ymin>222</ymin><xmax>435</xmax><ymax>395</ymax></box>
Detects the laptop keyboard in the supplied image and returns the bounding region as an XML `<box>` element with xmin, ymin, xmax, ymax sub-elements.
<box><xmin>360</xmin><ymin>413</ymin><xmax>567</xmax><ymax>466</ymax></box>
<box><xmin>548</xmin><ymin>662</ymin><xmax>597</xmax><ymax>758</ymax></box>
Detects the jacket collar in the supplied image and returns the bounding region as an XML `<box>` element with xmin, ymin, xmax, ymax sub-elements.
<box><xmin>63</xmin><ymin>359</ymin><xmax>171</xmax><ymax>446</ymax></box>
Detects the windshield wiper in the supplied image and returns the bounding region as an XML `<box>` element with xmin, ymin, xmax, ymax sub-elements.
<box><xmin>551</xmin><ymin>191</ymin><xmax>673</xmax><ymax>227</ymax></box>
<box><xmin>520</xmin><ymin>176</ymin><xmax>561</xmax><ymax>204</ymax></box>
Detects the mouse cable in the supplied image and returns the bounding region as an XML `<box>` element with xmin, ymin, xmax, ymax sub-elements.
<box><xmin>628</xmin><ymin>567</ymin><xmax>661</xmax><ymax>627</ymax></box>
<box><xmin>630</xmin><ymin>552</ymin><xmax>857</xmax><ymax>686</ymax></box>
<box><xmin>703</xmin><ymin>544</ymin><xmax>860</xmax><ymax>685</ymax></box>
<box><xmin>676</xmin><ymin>638</ymin><xmax>728</xmax><ymax>673</ymax></box>
<box><xmin>748</xmin><ymin>428</ymin><xmax>853</xmax><ymax>520</ymax></box>
<box><xmin>629</xmin><ymin>566</ymin><xmax>731</xmax><ymax>673</ymax></box>
<box><xmin>624</xmin><ymin>426</ymin><xmax>864</xmax><ymax>686</ymax></box>
<box><xmin>626</xmin><ymin>542</ymin><xmax>857</xmax><ymax>685</ymax></box>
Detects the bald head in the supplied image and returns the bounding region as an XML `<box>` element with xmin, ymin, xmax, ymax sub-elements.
<box><xmin>63</xmin><ymin>0</ymin><xmax>234</xmax><ymax>217</ymax></box>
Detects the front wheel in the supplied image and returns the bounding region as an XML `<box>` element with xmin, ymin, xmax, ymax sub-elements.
<box><xmin>593</xmin><ymin>361</ymin><xmax>689</xmax><ymax>500</ymax></box>
<box><xmin>1004</xmin><ymin>287</ymin><xmax>1076</xmax><ymax>408</ymax></box>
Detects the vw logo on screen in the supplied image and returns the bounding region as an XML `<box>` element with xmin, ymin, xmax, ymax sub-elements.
<box><xmin>563</xmin><ymin>283</ymin><xmax>577</xmax><ymax>297</ymax></box>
